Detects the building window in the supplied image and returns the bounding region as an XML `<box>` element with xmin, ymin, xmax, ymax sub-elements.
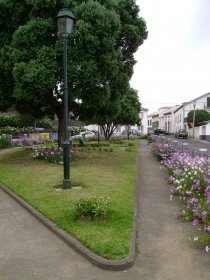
<box><xmin>207</xmin><ymin>97</ymin><xmax>210</xmax><ymax>107</ymax></box>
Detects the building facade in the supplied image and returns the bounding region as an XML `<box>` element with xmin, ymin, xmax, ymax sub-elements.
<box><xmin>147</xmin><ymin>92</ymin><xmax>210</xmax><ymax>138</ymax></box>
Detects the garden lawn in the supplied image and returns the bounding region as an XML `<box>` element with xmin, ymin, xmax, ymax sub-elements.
<box><xmin>0</xmin><ymin>140</ymin><xmax>138</xmax><ymax>260</ymax></box>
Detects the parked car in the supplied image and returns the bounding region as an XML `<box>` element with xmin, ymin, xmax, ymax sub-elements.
<box><xmin>154</xmin><ymin>129</ymin><xmax>167</xmax><ymax>135</ymax></box>
<box><xmin>71</xmin><ymin>131</ymin><xmax>96</xmax><ymax>140</ymax></box>
<box><xmin>111</xmin><ymin>131</ymin><xmax>122</xmax><ymax>138</ymax></box>
<box><xmin>174</xmin><ymin>129</ymin><xmax>188</xmax><ymax>139</ymax></box>
<box><xmin>71</xmin><ymin>133</ymin><xmax>81</xmax><ymax>140</ymax></box>
<box><xmin>122</xmin><ymin>129</ymin><xmax>141</xmax><ymax>136</ymax></box>
<box><xmin>80</xmin><ymin>131</ymin><xmax>96</xmax><ymax>139</ymax></box>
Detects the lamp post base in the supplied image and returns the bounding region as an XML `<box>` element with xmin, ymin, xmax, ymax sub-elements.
<box><xmin>63</xmin><ymin>179</ymin><xmax>71</xmax><ymax>189</ymax></box>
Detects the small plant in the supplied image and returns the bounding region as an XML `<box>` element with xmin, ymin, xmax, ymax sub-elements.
<box><xmin>110</xmin><ymin>139</ymin><xmax>124</xmax><ymax>145</ymax></box>
<box><xmin>147</xmin><ymin>135</ymin><xmax>153</xmax><ymax>144</ymax></box>
<box><xmin>0</xmin><ymin>137</ymin><xmax>11</xmax><ymax>148</ymax></box>
<box><xmin>128</xmin><ymin>142</ymin><xmax>134</xmax><ymax>146</ymax></box>
<box><xmin>74</xmin><ymin>194</ymin><xmax>110</xmax><ymax>220</ymax></box>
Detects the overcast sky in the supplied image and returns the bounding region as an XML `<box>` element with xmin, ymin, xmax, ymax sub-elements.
<box><xmin>130</xmin><ymin>0</ymin><xmax>210</xmax><ymax>113</ymax></box>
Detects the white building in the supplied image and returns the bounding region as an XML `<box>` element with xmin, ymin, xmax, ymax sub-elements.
<box><xmin>163</xmin><ymin>107</ymin><xmax>175</xmax><ymax>133</ymax></box>
<box><xmin>158</xmin><ymin>106</ymin><xmax>173</xmax><ymax>130</ymax></box>
<box><xmin>174</xmin><ymin>92</ymin><xmax>210</xmax><ymax>132</ymax></box>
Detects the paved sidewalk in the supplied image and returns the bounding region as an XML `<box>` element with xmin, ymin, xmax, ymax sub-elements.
<box><xmin>0</xmin><ymin>147</ymin><xmax>19</xmax><ymax>154</ymax></box>
<box><xmin>0</xmin><ymin>141</ymin><xmax>210</xmax><ymax>279</ymax></box>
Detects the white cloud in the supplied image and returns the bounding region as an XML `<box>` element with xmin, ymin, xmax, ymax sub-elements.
<box><xmin>131</xmin><ymin>0</ymin><xmax>210</xmax><ymax>112</ymax></box>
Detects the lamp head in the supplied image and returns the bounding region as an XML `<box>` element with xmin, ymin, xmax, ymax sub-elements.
<box><xmin>57</xmin><ymin>8</ymin><xmax>75</xmax><ymax>37</ymax></box>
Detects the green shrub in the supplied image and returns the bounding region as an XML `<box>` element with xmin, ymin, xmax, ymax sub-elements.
<box><xmin>35</xmin><ymin>118</ymin><xmax>53</xmax><ymax>129</ymax></box>
<box><xmin>74</xmin><ymin>194</ymin><xmax>110</xmax><ymax>220</ymax></box>
<box><xmin>110</xmin><ymin>139</ymin><xmax>124</xmax><ymax>145</ymax></box>
<box><xmin>147</xmin><ymin>135</ymin><xmax>154</xmax><ymax>144</ymax></box>
<box><xmin>0</xmin><ymin>137</ymin><xmax>11</xmax><ymax>148</ymax></box>
<box><xmin>0</xmin><ymin>126</ymin><xmax>34</xmax><ymax>137</ymax></box>
<box><xmin>128</xmin><ymin>142</ymin><xmax>134</xmax><ymax>146</ymax></box>
<box><xmin>0</xmin><ymin>116</ymin><xmax>17</xmax><ymax>127</ymax></box>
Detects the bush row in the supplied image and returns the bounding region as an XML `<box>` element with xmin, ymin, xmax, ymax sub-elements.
<box><xmin>0</xmin><ymin>115</ymin><xmax>53</xmax><ymax>129</ymax></box>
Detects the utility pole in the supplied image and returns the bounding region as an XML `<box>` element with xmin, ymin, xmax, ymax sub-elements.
<box><xmin>192</xmin><ymin>102</ymin><xmax>196</xmax><ymax>139</ymax></box>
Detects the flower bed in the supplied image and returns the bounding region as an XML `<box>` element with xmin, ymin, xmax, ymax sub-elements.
<box><xmin>151</xmin><ymin>141</ymin><xmax>174</xmax><ymax>161</ymax></box>
<box><xmin>152</xmin><ymin>141</ymin><xmax>210</xmax><ymax>252</ymax></box>
<box><xmin>12</xmin><ymin>136</ymin><xmax>50</xmax><ymax>147</ymax></box>
<box><xmin>33</xmin><ymin>146</ymin><xmax>83</xmax><ymax>164</ymax></box>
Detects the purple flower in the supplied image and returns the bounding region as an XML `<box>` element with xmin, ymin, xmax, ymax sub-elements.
<box><xmin>201</xmin><ymin>211</ymin><xmax>207</xmax><ymax>220</ymax></box>
<box><xmin>193</xmin><ymin>209</ymin><xmax>199</xmax><ymax>215</ymax></box>
<box><xmin>192</xmin><ymin>218</ymin><xmax>199</xmax><ymax>226</ymax></box>
<box><xmin>204</xmin><ymin>226</ymin><xmax>210</xmax><ymax>232</ymax></box>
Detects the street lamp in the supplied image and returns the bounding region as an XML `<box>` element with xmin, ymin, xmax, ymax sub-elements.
<box><xmin>57</xmin><ymin>8</ymin><xmax>75</xmax><ymax>189</ymax></box>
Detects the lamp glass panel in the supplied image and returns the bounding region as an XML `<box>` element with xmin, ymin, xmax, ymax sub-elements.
<box><xmin>66</xmin><ymin>18</ymin><xmax>74</xmax><ymax>34</ymax></box>
<box><xmin>57</xmin><ymin>17</ymin><xmax>66</xmax><ymax>33</ymax></box>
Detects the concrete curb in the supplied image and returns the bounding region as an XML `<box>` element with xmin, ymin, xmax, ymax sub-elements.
<box><xmin>0</xmin><ymin>144</ymin><xmax>140</xmax><ymax>271</ymax></box>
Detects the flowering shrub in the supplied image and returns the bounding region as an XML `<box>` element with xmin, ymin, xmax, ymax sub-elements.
<box><xmin>151</xmin><ymin>141</ymin><xmax>174</xmax><ymax>161</ymax></box>
<box><xmin>74</xmin><ymin>194</ymin><xmax>110</xmax><ymax>220</ymax></box>
<box><xmin>12</xmin><ymin>136</ymin><xmax>50</xmax><ymax>147</ymax></box>
<box><xmin>152</xmin><ymin>141</ymin><xmax>210</xmax><ymax>252</ymax></box>
<box><xmin>33</xmin><ymin>146</ymin><xmax>82</xmax><ymax>164</ymax></box>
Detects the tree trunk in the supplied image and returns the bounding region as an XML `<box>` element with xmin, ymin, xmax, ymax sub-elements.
<box><xmin>101</xmin><ymin>124</ymin><xmax>117</xmax><ymax>140</ymax></box>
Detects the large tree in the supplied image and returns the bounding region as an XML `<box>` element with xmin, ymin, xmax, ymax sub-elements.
<box><xmin>73</xmin><ymin>0</ymin><xmax>147</xmax><ymax>138</ymax></box>
<box><xmin>0</xmin><ymin>0</ymin><xmax>147</xmax><ymax>144</ymax></box>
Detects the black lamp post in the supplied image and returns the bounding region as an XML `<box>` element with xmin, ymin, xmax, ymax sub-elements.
<box><xmin>57</xmin><ymin>8</ymin><xmax>75</xmax><ymax>189</ymax></box>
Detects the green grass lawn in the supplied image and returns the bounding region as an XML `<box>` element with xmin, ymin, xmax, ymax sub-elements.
<box><xmin>0</xmin><ymin>140</ymin><xmax>139</xmax><ymax>260</ymax></box>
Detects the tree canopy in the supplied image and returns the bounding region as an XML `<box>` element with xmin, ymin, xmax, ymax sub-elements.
<box><xmin>0</xmin><ymin>0</ymin><xmax>148</xmax><ymax>143</ymax></box>
<box><xmin>187</xmin><ymin>109</ymin><xmax>210</xmax><ymax>127</ymax></box>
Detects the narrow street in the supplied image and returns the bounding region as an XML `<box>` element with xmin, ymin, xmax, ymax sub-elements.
<box><xmin>157</xmin><ymin>135</ymin><xmax>210</xmax><ymax>157</ymax></box>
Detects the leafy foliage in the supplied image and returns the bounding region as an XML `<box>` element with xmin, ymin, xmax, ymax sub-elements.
<box><xmin>0</xmin><ymin>0</ymin><xmax>148</xmax><ymax>144</ymax></box>
<box><xmin>0</xmin><ymin>137</ymin><xmax>11</xmax><ymax>148</ymax></box>
<box><xmin>187</xmin><ymin>109</ymin><xmax>210</xmax><ymax>127</ymax></box>
<box><xmin>0</xmin><ymin>114</ymin><xmax>53</xmax><ymax>129</ymax></box>
<box><xmin>0</xmin><ymin>115</ymin><xmax>17</xmax><ymax>127</ymax></box>
<box><xmin>0</xmin><ymin>126</ymin><xmax>34</xmax><ymax>137</ymax></box>
<box><xmin>74</xmin><ymin>194</ymin><xmax>110</xmax><ymax>220</ymax></box>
